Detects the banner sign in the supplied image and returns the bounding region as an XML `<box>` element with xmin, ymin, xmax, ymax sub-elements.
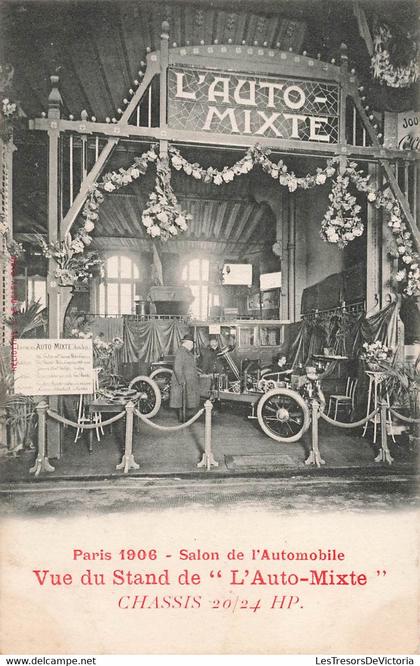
<box><xmin>397</xmin><ymin>111</ymin><xmax>420</xmax><ymax>150</ymax></box>
<box><xmin>168</xmin><ymin>66</ymin><xmax>339</xmax><ymax>143</ymax></box>
<box><xmin>14</xmin><ymin>338</ymin><xmax>93</xmax><ymax>396</ymax></box>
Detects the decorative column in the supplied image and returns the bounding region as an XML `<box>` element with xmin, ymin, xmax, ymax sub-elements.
<box><xmin>159</xmin><ymin>21</ymin><xmax>169</xmax><ymax>160</ymax></box>
<box><xmin>366</xmin><ymin>163</ymin><xmax>382</xmax><ymax>313</ymax></box>
<box><xmin>46</xmin><ymin>75</ymin><xmax>63</xmax><ymax>459</ymax></box>
<box><xmin>287</xmin><ymin>193</ymin><xmax>296</xmax><ymax>322</ymax></box>
<box><xmin>280</xmin><ymin>194</ymin><xmax>289</xmax><ymax>321</ymax></box>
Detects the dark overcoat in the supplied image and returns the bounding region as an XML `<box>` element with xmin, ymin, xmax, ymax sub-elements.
<box><xmin>169</xmin><ymin>345</ymin><xmax>200</xmax><ymax>409</ymax></box>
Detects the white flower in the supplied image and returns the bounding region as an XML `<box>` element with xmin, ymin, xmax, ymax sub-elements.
<box><xmin>175</xmin><ymin>215</ymin><xmax>186</xmax><ymax>226</ymax></box>
<box><xmin>171</xmin><ymin>156</ymin><xmax>183</xmax><ymax>170</ymax></box>
<box><xmin>130</xmin><ymin>168</ymin><xmax>140</xmax><ymax>179</ymax></box>
<box><xmin>103</xmin><ymin>182</ymin><xmax>116</xmax><ymax>192</ymax></box>
<box><xmin>169</xmin><ymin>225</ymin><xmax>178</xmax><ymax>235</ymax></box>
<box><xmin>149</xmin><ymin>225</ymin><xmax>161</xmax><ymax>237</ymax></box>
<box><xmin>367</xmin><ymin>191</ymin><xmax>377</xmax><ymax>202</ymax></box>
<box><xmin>142</xmin><ymin>215</ymin><xmax>153</xmax><ymax>228</ymax></box>
<box><xmin>315</xmin><ymin>173</ymin><xmax>327</xmax><ymax>185</ymax></box>
<box><xmin>84</xmin><ymin>220</ymin><xmax>95</xmax><ymax>233</ymax></box>
<box><xmin>178</xmin><ymin>219</ymin><xmax>188</xmax><ymax>231</ymax></box>
<box><xmin>192</xmin><ymin>169</ymin><xmax>202</xmax><ymax>179</ymax></box>
<box><xmin>157</xmin><ymin>211</ymin><xmax>169</xmax><ymax>224</ymax></box>
<box><xmin>287</xmin><ymin>178</ymin><xmax>298</xmax><ymax>192</ymax></box>
<box><xmin>213</xmin><ymin>174</ymin><xmax>223</xmax><ymax>185</ymax></box>
<box><xmin>71</xmin><ymin>239</ymin><xmax>84</xmax><ymax>253</ymax></box>
<box><xmin>184</xmin><ymin>164</ymin><xmax>192</xmax><ymax>175</ymax></box>
<box><xmin>222</xmin><ymin>170</ymin><xmax>234</xmax><ymax>182</ymax></box>
<box><xmin>402</xmin><ymin>255</ymin><xmax>412</xmax><ymax>264</ymax></box>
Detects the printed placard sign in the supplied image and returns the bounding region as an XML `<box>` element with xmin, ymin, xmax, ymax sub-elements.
<box><xmin>14</xmin><ymin>338</ymin><xmax>93</xmax><ymax>396</ymax></box>
<box><xmin>168</xmin><ymin>66</ymin><xmax>339</xmax><ymax>143</ymax></box>
<box><xmin>397</xmin><ymin>110</ymin><xmax>420</xmax><ymax>150</ymax></box>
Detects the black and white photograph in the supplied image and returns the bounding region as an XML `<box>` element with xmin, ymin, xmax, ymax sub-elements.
<box><xmin>0</xmin><ymin>0</ymin><xmax>419</xmax><ymax>657</ymax></box>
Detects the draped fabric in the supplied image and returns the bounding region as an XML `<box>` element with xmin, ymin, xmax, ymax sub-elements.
<box><xmin>123</xmin><ymin>318</ymin><xmax>190</xmax><ymax>364</ymax></box>
<box><xmin>89</xmin><ymin>316</ymin><xmax>124</xmax><ymax>341</ymax></box>
<box><xmin>287</xmin><ymin>301</ymin><xmax>401</xmax><ymax>371</ymax></box>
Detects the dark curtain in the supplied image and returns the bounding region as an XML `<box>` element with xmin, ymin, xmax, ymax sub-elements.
<box><xmin>123</xmin><ymin>318</ymin><xmax>189</xmax><ymax>364</ymax></box>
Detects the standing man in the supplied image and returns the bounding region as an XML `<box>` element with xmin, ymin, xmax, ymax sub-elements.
<box><xmin>199</xmin><ymin>336</ymin><xmax>224</xmax><ymax>374</ymax></box>
<box><xmin>170</xmin><ymin>333</ymin><xmax>200</xmax><ymax>421</ymax></box>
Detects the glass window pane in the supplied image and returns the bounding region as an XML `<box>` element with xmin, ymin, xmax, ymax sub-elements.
<box><xmin>190</xmin><ymin>284</ymin><xmax>200</xmax><ymax>318</ymax></box>
<box><xmin>107</xmin><ymin>283</ymin><xmax>119</xmax><ymax>315</ymax></box>
<box><xmin>99</xmin><ymin>283</ymin><xmax>105</xmax><ymax>315</ymax></box>
<box><xmin>33</xmin><ymin>279</ymin><xmax>47</xmax><ymax>308</ymax></box>
<box><xmin>201</xmin><ymin>258</ymin><xmax>209</xmax><ymax>282</ymax></box>
<box><xmin>260</xmin><ymin>326</ymin><xmax>280</xmax><ymax>346</ymax></box>
<box><xmin>212</xmin><ymin>293</ymin><xmax>220</xmax><ymax>307</ymax></box>
<box><xmin>189</xmin><ymin>258</ymin><xmax>200</xmax><ymax>281</ymax></box>
<box><xmin>120</xmin><ymin>257</ymin><xmax>133</xmax><ymax>279</ymax></box>
<box><xmin>106</xmin><ymin>255</ymin><xmax>119</xmax><ymax>278</ymax></box>
<box><xmin>132</xmin><ymin>263</ymin><xmax>139</xmax><ymax>280</ymax></box>
<box><xmin>200</xmin><ymin>285</ymin><xmax>209</xmax><ymax>320</ymax></box>
<box><xmin>120</xmin><ymin>283</ymin><xmax>132</xmax><ymax>314</ymax></box>
<box><xmin>239</xmin><ymin>326</ymin><xmax>255</xmax><ymax>347</ymax></box>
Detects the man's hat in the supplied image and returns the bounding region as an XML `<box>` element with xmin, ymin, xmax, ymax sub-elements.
<box><xmin>182</xmin><ymin>333</ymin><xmax>194</xmax><ymax>342</ymax></box>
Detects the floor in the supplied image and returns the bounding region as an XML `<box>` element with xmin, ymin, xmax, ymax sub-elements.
<box><xmin>1</xmin><ymin>402</ymin><xmax>418</xmax><ymax>514</ymax></box>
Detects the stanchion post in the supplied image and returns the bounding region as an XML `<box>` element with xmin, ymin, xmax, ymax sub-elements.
<box><xmin>197</xmin><ymin>400</ymin><xmax>218</xmax><ymax>471</ymax></box>
<box><xmin>116</xmin><ymin>401</ymin><xmax>140</xmax><ymax>474</ymax></box>
<box><xmin>375</xmin><ymin>400</ymin><xmax>394</xmax><ymax>464</ymax></box>
<box><xmin>30</xmin><ymin>401</ymin><xmax>55</xmax><ymax>476</ymax></box>
<box><xmin>305</xmin><ymin>399</ymin><xmax>325</xmax><ymax>467</ymax></box>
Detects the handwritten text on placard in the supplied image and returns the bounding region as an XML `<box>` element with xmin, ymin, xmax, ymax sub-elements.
<box><xmin>14</xmin><ymin>338</ymin><xmax>93</xmax><ymax>396</ymax></box>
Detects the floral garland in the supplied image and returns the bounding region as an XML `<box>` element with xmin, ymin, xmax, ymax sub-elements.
<box><xmin>370</xmin><ymin>190</ymin><xmax>420</xmax><ymax>298</ymax></box>
<box><xmin>35</xmin><ymin>141</ymin><xmax>418</xmax><ymax>298</ymax></box>
<box><xmin>169</xmin><ymin>144</ymin><xmax>336</xmax><ymax>192</ymax></box>
<box><xmin>141</xmin><ymin>161</ymin><xmax>192</xmax><ymax>241</ymax></box>
<box><xmin>0</xmin><ymin>97</ymin><xmax>19</xmax><ymax>142</ymax></box>
<box><xmin>36</xmin><ymin>234</ymin><xmax>103</xmax><ymax>287</ymax></box>
<box><xmin>168</xmin><ymin>145</ymin><xmax>419</xmax><ymax>296</ymax></box>
<box><xmin>371</xmin><ymin>24</ymin><xmax>418</xmax><ymax>88</ymax></box>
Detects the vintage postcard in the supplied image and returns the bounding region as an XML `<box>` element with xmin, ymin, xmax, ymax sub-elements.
<box><xmin>0</xmin><ymin>0</ymin><xmax>419</xmax><ymax>657</ymax></box>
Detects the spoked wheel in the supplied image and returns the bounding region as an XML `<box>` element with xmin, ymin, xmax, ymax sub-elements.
<box><xmin>128</xmin><ymin>375</ymin><xmax>161</xmax><ymax>418</ymax></box>
<box><xmin>149</xmin><ymin>368</ymin><xmax>173</xmax><ymax>406</ymax></box>
<box><xmin>256</xmin><ymin>387</ymin><xmax>310</xmax><ymax>443</ymax></box>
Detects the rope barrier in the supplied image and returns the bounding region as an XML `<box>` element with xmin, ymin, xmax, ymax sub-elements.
<box><xmin>134</xmin><ymin>407</ymin><xmax>205</xmax><ymax>432</ymax></box>
<box><xmin>320</xmin><ymin>407</ymin><xmax>380</xmax><ymax>429</ymax></box>
<box><xmin>388</xmin><ymin>407</ymin><xmax>420</xmax><ymax>424</ymax></box>
<box><xmin>46</xmin><ymin>409</ymin><xmax>126</xmax><ymax>430</ymax></box>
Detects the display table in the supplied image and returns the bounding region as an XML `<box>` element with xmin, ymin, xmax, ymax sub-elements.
<box><xmin>362</xmin><ymin>371</ymin><xmax>395</xmax><ymax>445</ymax></box>
<box><xmin>86</xmin><ymin>395</ymin><xmax>139</xmax><ymax>454</ymax></box>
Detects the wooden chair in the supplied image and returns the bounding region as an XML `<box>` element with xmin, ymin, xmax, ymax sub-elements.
<box><xmin>327</xmin><ymin>377</ymin><xmax>358</xmax><ymax>420</ymax></box>
<box><xmin>74</xmin><ymin>368</ymin><xmax>103</xmax><ymax>443</ymax></box>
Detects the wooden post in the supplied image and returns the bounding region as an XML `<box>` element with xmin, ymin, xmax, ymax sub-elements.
<box><xmin>30</xmin><ymin>401</ymin><xmax>55</xmax><ymax>476</ymax></box>
<box><xmin>305</xmin><ymin>400</ymin><xmax>325</xmax><ymax>467</ymax></box>
<box><xmin>366</xmin><ymin>163</ymin><xmax>381</xmax><ymax>313</ymax></box>
<box><xmin>375</xmin><ymin>400</ymin><xmax>394</xmax><ymax>464</ymax></box>
<box><xmin>280</xmin><ymin>194</ymin><xmax>289</xmax><ymax>321</ymax></box>
<box><xmin>159</xmin><ymin>21</ymin><xmax>170</xmax><ymax>159</ymax></box>
<box><xmin>287</xmin><ymin>194</ymin><xmax>296</xmax><ymax>322</ymax></box>
<box><xmin>339</xmin><ymin>43</ymin><xmax>349</xmax><ymax>145</ymax></box>
<box><xmin>197</xmin><ymin>400</ymin><xmax>218</xmax><ymax>470</ymax></box>
<box><xmin>47</xmin><ymin>78</ymin><xmax>62</xmax><ymax>445</ymax></box>
<box><xmin>47</xmin><ymin>75</ymin><xmax>63</xmax><ymax>459</ymax></box>
<box><xmin>116</xmin><ymin>401</ymin><xmax>139</xmax><ymax>473</ymax></box>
